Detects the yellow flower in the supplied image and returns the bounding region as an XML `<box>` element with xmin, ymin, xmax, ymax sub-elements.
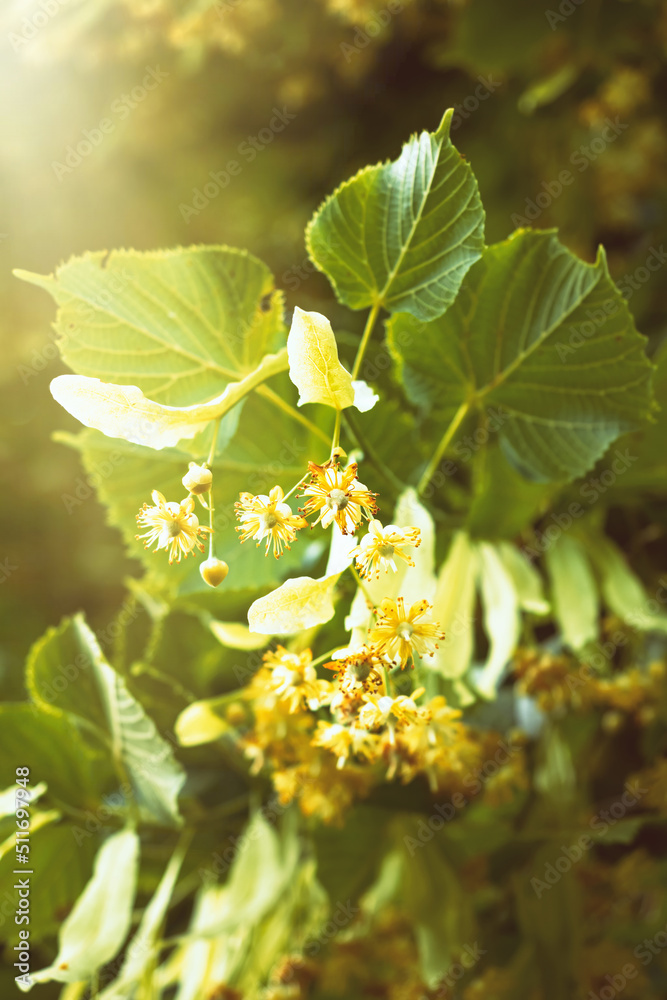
<box><xmin>235</xmin><ymin>485</ymin><xmax>305</xmax><ymax>558</ymax></box>
<box><xmin>355</xmin><ymin>519</ymin><xmax>421</xmax><ymax>578</ymax></box>
<box><xmin>312</xmin><ymin>721</ymin><xmax>380</xmax><ymax>768</ymax></box>
<box><xmin>327</xmin><ymin>645</ymin><xmax>384</xmax><ymax>696</ymax></box>
<box><xmin>368</xmin><ymin>597</ymin><xmax>444</xmax><ymax>669</ymax></box>
<box><xmin>252</xmin><ymin>646</ymin><xmax>333</xmax><ymax>713</ymax></box>
<box><xmin>300</xmin><ymin>461</ymin><xmax>377</xmax><ymax>535</ymax></box>
<box><xmin>135</xmin><ymin>490</ymin><xmax>209</xmax><ymax>564</ymax></box>
<box><xmin>358</xmin><ymin>689</ymin><xmax>427</xmax><ymax>732</ymax></box>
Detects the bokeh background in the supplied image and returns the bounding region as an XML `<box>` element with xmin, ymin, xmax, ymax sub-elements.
<box><xmin>2</xmin><ymin>0</ymin><xmax>667</xmax><ymax>696</ymax></box>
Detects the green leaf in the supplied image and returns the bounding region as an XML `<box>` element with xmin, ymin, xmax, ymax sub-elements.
<box><xmin>466</xmin><ymin>442</ymin><xmax>553</xmax><ymax>539</ymax></box>
<box><xmin>593</xmin><ymin>340</ymin><xmax>667</xmax><ymax>498</ymax></box>
<box><xmin>25</xmin><ymin>829</ymin><xmax>140</xmax><ymax>991</ymax></box>
<box><xmin>362</xmin><ymin>830</ymin><xmax>473</xmax><ymax>989</ymax></box>
<box><xmin>306</xmin><ymin>109</ymin><xmax>485</xmax><ymax>320</ymax></box>
<box><xmin>544</xmin><ymin>534</ymin><xmax>599</xmax><ymax>651</ymax></box>
<box><xmin>388</xmin><ymin>230</ymin><xmax>655</xmax><ymax>482</ymax></box>
<box><xmin>174</xmin><ymin>693</ymin><xmax>240</xmax><ymax>747</ymax></box>
<box><xmin>15</xmin><ymin>246</ymin><xmax>285</xmax><ymax>406</ymax></box>
<box><xmin>28</xmin><ymin>615</ymin><xmax>186</xmax><ymax>827</ymax></box>
<box><xmin>0</xmin><ymin>703</ymin><xmax>114</xmax><ymax>810</ymax></box>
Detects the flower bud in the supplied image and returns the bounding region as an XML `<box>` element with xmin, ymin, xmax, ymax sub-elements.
<box><xmin>200</xmin><ymin>557</ymin><xmax>229</xmax><ymax>588</ymax></box>
<box><xmin>182</xmin><ymin>463</ymin><xmax>213</xmax><ymax>495</ymax></box>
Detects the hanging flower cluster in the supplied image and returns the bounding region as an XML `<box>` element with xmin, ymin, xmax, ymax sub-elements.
<box><xmin>225</xmin><ymin>644</ymin><xmax>525</xmax><ymax>822</ymax></box>
<box><xmin>134</xmin><ymin>441</ymin><xmax>424</xmax><ymax>606</ymax></box>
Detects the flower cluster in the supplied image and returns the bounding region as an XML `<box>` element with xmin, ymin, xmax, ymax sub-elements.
<box><xmin>134</xmin><ymin>461</ymin><xmax>229</xmax><ymax>586</ymax></box>
<box><xmin>513</xmin><ymin>649</ymin><xmax>665</xmax><ymax>724</ymax></box>
<box><xmin>229</xmin><ymin>643</ymin><xmax>523</xmax><ymax>821</ymax></box>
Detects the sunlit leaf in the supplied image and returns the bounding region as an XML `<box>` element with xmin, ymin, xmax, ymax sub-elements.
<box><xmin>15</xmin><ymin>246</ymin><xmax>285</xmax><ymax>406</ymax></box>
<box><xmin>496</xmin><ymin>542</ymin><xmax>550</xmax><ymax>614</ymax></box>
<box><xmin>307</xmin><ymin>109</ymin><xmax>485</xmax><ymax>319</ymax></box>
<box><xmin>50</xmin><ymin>349</ymin><xmax>288</xmax><ymax>450</ymax></box>
<box><xmin>208</xmin><ymin>620</ymin><xmax>269</xmax><ymax>650</ymax></box>
<box><xmin>287</xmin><ymin>308</ymin><xmax>354</xmax><ymax>410</ymax></box>
<box><xmin>248</xmin><ymin>573</ymin><xmax>340</xmax><ymax>634</ymax></box>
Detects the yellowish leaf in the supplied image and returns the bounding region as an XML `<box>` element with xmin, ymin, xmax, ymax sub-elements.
<box><xmin>208</xmin><ymin>620</ymin><xmax>269</xmax><ymax>650</ymax></box>
<box><xmin>287</xmin><ymin>307</ymin><xmax>355</xmax><ymax>410</ymax></box>
<box><xmin>50</xmin><ymin>349</ymin><xmax>288</xmax><ymax>450</ymax></box>
<box><xmin>175</xmin><ymin>699</ymin><xmax>230</xmax><ymax>746</ymax></box>
<box><xmin>431</xmin><ymin>531</ymin><xmax>478</xmax><ymax>680</ymax></box>
<box><xmin>248</xmin><ymin>573</ymin><xmax>340</xmax><ymax>634</ymax></box>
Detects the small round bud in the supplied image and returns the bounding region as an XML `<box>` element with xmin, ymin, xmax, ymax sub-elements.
<box><xmin>200</xmin><ymin>557</ymin><xmax>229</xmax><ymax>588</ymax></box>
<box><xmin>182</xmin><ymin>463</ymin><xmax>213</xmax><ymax>495</ymax></box>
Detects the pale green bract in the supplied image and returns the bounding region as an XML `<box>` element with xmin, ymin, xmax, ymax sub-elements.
<box><xmin>544</xmin><ymin>534</ymin><xmax>599</xmax><ymax>651</ymax></box>
<box><xmin>49</xmin><ymin>349</ymin><xmax>288</xmax><ymax>450</ymax></box>
<box><xmin>22</xmin><ymin>828</ymin><xmax>140</xmax><ymax>991</ymax></box>
<box><xmin>388</xmin><ymin>229</ymin><xmax>655</xmax><ymax>482</ymax></box>
<box><xmin>306</xmin><ymin>109</ymin><xmax>485</xmax><ymax>320</ymax></box>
